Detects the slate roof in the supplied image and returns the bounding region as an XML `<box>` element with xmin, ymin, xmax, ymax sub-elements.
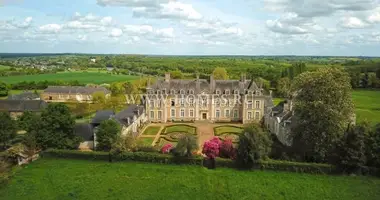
<box><xmin>74</xmin><ymin>123</ymin><xmax>94</xmax><ymax>141</ymax></box>
<box><xmin>114</xmin><ymin>104</ymin><xmax>144</xmax><ymax>126</ymax></box>
<box><xmin>7</xmin><ymin>92</ymin><xmax>40</xmax><ymax>100</ymax></box>
<box><xmin>0</xmin><ymin>100</ymin><xmax>47</xmax><ymax>112</ymax></box>
<box><xmin>91</xmin><ymin>110</ymin><xmax>115</xmax><ymax>125</ymax></box>
<box><xmin>44</xmin><ymin>86</ymin><xmax>110</xmax><ymax>95</ymax></box>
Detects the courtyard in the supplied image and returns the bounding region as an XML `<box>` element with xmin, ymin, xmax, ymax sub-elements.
<box><xmin>136</xmin><ymin>123</ymin><xmax>244</xmax><ymax>148</ymax></box>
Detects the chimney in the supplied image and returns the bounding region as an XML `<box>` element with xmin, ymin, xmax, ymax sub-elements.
<box><xmin>165</xmin><ymin>73</ymin><xmax>170</xmax><ymax>83</ymax></box>
<box><xmin>210</xmin><ymin>74</ymin><xmax>215</xmax><ymax>92</ymax></box>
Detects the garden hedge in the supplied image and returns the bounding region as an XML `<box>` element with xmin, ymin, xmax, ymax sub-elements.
<box><xmin>42</xmin><ymin>149</ymin><xmax>343</xmax><ymax>175</ymax></box>
<box><xmin>161</xmin><ymin>124</ymin><xmax>197</xmax><ymax>135</ymax></box>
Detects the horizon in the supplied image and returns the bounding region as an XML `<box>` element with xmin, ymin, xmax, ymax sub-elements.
<box><xmin>1</xmin><ymin>0</ymin><xmax>380</xmax><ymax>56</ymax></box>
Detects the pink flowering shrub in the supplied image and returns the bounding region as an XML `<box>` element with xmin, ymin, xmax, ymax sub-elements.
<box><xmin>202</xmin><ymin>137</ymin><xmax>221</xmax><ymax>159</ymax></box>
<box><xmin>161</xmin><ymin>144</ymin><xmax>173</xmax><ymax>154</ymax></box>
<box><xmin>219</xmin><ymin>138</ymin><xmax>237</xmax><ymax>159</ymax></box>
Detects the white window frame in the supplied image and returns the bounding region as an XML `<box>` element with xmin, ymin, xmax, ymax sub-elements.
<box><xmin>255</xmin><ymin>100</ymin><xmax>260</xmax><ymax>109</ymax></box>
<box><xmin>247</xmin><ymin>101</ymin><xmax>253</xmax><ymax>109</ymax></box>
<box><xmin>189</xmin><ymin>89</ymin><xmax>194</xmax><ymax>94</ymax></box>
<box><xmin>171</xmin><ymin>109</ymin><xmax>176</xmax><ymax>117</ymax></box>
<box><xmin>225</xmin><ymin>89</ymin><xmax>230</xmax><ymax>95</ymax></box>
<box><xmin>170</xmin><ymin>89</ymin><xmax>175</xmax><ymax>95</ymax></box>
<box><xmin>248</xmin><ymin>111</ymin><xmax>252</xmax><ymax>120</ymax></box>
<box><xmin>180</xmin><ymin>89</ymin><xmax>185</xmax><ymax>95</ymax></box>
<box><xmin>158</xmin><ymin>110</ymin><xmax>162</xmax><ymax>120</ymax></box>
<box><xmin>150</xmin><ymin>111</ymin><xmax>154</xmax><ymax>119</ymax></box>
<box><xmin>180</xmin><ymin>98</ymin><xmax>185</xmax><ymax>107</ymax></box>
<box><xmin>189</xmin><ymin>98</ymin><xmax>194</xmax><ymax>107</ymax></box>
<box><xmin>225</xmin><ymin>109</ymin><xmax>230</xmax><ymax>118</ymax></box>
<box><xmin>180</xmin><ymin>109</ymin><xmax>185</xmax><ymax>117</ymax></box>
<box><xmin>216</xmin><ymin>89</ymin><xmax>221</xmax><ymax>95</ymax></box>
<box><xmin>216</xmin><ymin>109</ymin><xmax>220</xmax><ymax>118</ymax></box>
<box><xmin>233</xmin><ymin>109</ymin><xmax>238</xmax><ymax>118</ymax></box>
<box><xmin>189</xmin><ymin>109</ymin><xmax>194</xmax><ymax>117</ymax></box>
<box><xmin>234</xmin><ymin>90</ymin><xmax>239</xmax><ymax>94</ymax></box>
<box><xmin>255</xmin><ymin>111</ymin><xmax>260</xmax><ymax>120</ymax></box>
<box><xmin>150</xmin><ymin>100</ymin><xmax>154</xmax><ymax>108</ymax></box>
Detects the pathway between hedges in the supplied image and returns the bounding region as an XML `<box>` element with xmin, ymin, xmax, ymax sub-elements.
<box><xmin>196</xmin><ymin>123</ymin><xmax>215</xmax><ymax>149</ymax></box>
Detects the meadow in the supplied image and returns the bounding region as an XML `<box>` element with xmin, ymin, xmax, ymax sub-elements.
<box><xmin>1</xmin><ymin>158</ymin><xmax>379</xmax><ymax>200</ymax></box>
<box><xmin>0</xmin><ymin>71</ymin><xmax>139</xmax><ymax>84</ymax></box>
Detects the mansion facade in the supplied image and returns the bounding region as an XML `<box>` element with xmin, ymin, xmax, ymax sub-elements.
<box><xmin>145</xmin><ymin>73</ymin><xmax>272</xmax><ymax>123</ymax></box>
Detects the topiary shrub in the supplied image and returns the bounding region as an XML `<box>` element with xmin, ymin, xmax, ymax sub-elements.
<box><xmin>202</xmin><ymin>137</ymin><xmax>221</xmax><ymax>159</ymax></box>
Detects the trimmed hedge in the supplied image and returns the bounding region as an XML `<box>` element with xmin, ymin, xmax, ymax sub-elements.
<box><xmin>214</xmin><ymin>125</ymin><xmax>244</xmax><ymax>136</ymax></box>
<box><xmin>42</xmin><ymin>149</ymin><xmax>341</xmax><ymax>175</ymax></box>
<box><xmin>161</xmin><ymin>124</ymin><xmax>197</xmax><ymax>135</ymax></box>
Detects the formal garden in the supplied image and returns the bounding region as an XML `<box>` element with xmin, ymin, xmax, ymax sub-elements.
<box><xmin>214</xmin><ymin>125</ymin><xmax>244</xmax><ymax>143</ymax></box>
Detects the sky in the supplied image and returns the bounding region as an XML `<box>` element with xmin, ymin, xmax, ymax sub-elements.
<box><xmin>0</xmin><ymin>0</ymin><xmax>380</xmax><ymax>56</ymax></box>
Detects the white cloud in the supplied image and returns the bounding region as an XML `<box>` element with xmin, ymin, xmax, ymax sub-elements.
<box><xmin>109</xmin><ymin>28</ymin><xmax>123</xmax><ymax>37</ymax></box>
<box><xmin>155</xmin><ymin>27</ymin><xmax>174</xmax><ymax>37</ymax></box>
<box><xmin>124</xmin><ymin>24</ymin><xmax>153</xmax><ymax>34</ymax></box>
<box><xmin>39</xmin><ymin>24</ymin><xmax>62</xmax><ymax>33</ymax></box>
<box><xmin>367</xmin><ymin>7</ymin><xmax>380</xmax><ymax>23</ymax></box>
<box><xmin>97</xmin><ymin>0</ymin><xmax>171</xmax><ymax>8</ymax></box>
<box><xmin>132</xmin><ymin>2</ymin><xmax>202</xmax><ymax>20</ymax></box>
<box><xmin>340</xmin><ymin>17</ymin><xmax>370</xmax><ymax>29</ymax></box>
<box><xmin>101</xmin><ymin>16</ymin><xmax>113</xmax><ymax>25</ymax></box>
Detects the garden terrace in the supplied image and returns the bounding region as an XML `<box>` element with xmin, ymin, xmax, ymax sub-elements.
<box><xmin>162</xmin><ymin>124</ymin><xmax>197</xmax><ymax>135</ymax></box>
<box><xmin>153</xmin><ymin>124</ymin><xmax>197</xmax><ymax>147</ymax></box>
<box><xmin>142</xmin><ymin>126</ymin><xmax>161</xmax><ymax>135</ymax></box>
<box><xmin>1</xmin><ymin>157</ymin><xmax>379</xmax><ymax>200</ymax></box>
<box><xmin>214</xmin><ymin>125</ymin><xmax>244</xmax><ymax>143</ymax></box>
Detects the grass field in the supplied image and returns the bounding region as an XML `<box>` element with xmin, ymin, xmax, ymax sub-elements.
<box><xmin>142</xmin><ymin>126</ymin><xmax>161</xmax><ymax>135</ymax></box>
<box><xmin>136</xmin><ymin>137</ymin><xmax>155</xmax><ymax>146</ymax></box>
<box><xmin>1</xmin><ymin>158</ymin><xmax>379</xmax><ymax>200</ymax></box>
<box><xmin>351</xmin><ymin>90</ymin><xmax>380</xmax><ymax>124</ymax></box>
<box><xmin>214</xmin><ymin>126</ymin><xmax>243</xmax><ymax>135</ymax></box>
<box><xmin>1</xmin><ymin>71</ymin><xmax>139</xmax><ymax>84</ymax></box>
<box><xmin>0</xmin><ymin>64</ymin><xmax>11</xmax><ymax>70</ymax></box>
<box><xmin>163</xmin><ymin>125</ymin><xmax>196</xmax><ymax>135</ymax></box>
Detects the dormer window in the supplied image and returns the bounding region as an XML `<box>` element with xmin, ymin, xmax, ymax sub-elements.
<box><xmin>156</xmin><ymin>90</ymin><xmax>161</xmax><ymax>95</ymax></box>
<box><xmin>162</xmin><ymin>89</ymin><xmax>166</xmax><ymax>94</ymax></box>
<box><xmin>189</xmin><ymin>89</ymin><xmax>194</xmax><ymax>94</ymax></box>
<box><xmin>216</xmin><ymin>89</ymin><xmax>221</xmax><ymax>95</ymax></box>
<box><xmin>225</xmin><ymin>89</ymin><xmax>230</xmax><ymax>95</ymax></box>
<box><xmin>180</xmin><ymin>89</ymin><xmax>185</xmax><ymax>95</ymax></box>
<box><xmin>248</xmin><ymin>91</ymin><xmax>253</xmax><ymax>95</ymax></box>
<box><xmin>234</xmin><ymin>90</ymin><xmax>239</xmax><ymax>94</ymax></box>
<box><xmin>170</xmin><ymin>89</ymin><xmax>175</xmax><ymax>95</ymax></box>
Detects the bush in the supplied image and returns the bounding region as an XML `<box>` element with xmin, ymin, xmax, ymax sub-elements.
<box><xmin>110</xmin><ymin>135</ymin><xmax>136</xmax><ymax>154</ymax></box>
<box><xmin>135</xmin><ymin>145</ymin><xmax>159</xmax><ymax>153</ymax></box>
<box><xmin>173</xmin><ymin>134</ymin><xmax>198</xmax><ymax>157</ymax></box>
<box><xmin>202</xmin><ymin>137</ymin><xmax>221</xmax><ymax>159</ymax></box>
<box><xmin>96</xmin><ymin>119</ymin><xmax>121</xmax><ymax>151</ymax></box>
<box><xmin>219</xmin><ymin>138</ymin><xmax>236</xmax><ymax>159</ymax></box>
<box><xmin>257</xmin><ymin>159</ymin><xmax>335</xmax><ymax>174</ymax></box>
<box><xmin>236</xmin><ymin>123</ymin><xmax>272</xmax><ymax>168</ymax></box>
<box><xmin>161</xmin><ymin>144</ymin><xmax>173</xmax><ymax>154</ymax></box>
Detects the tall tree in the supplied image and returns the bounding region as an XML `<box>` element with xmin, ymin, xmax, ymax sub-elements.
<box><xmin>0</xmin><ymin>81</ymin><xmax>9</xmax><ymax>97</ymax></box>
<box><xmin>212</xmin><ymin>67</ymin><xmax>229</xmax><ymax>80</ymax></box>
<box><xmin>170</xmin><ymin>70</ymin><xmax>184</xmax><ymax>79</ymax></box>
<box><xmin>0</xmin><ymin>112</ymin><xmax>17</xmax><ymax>150</ymax></box>
<box><xmin>237</xmin><ymin>123</ymin><xmax>272</xmax><ymax>168</ymax></box>
<box><xmin>33</xmin><ymin>103</ymin><xmax>80</xmax><ymax>150</ymax></box>
<box><xmin>276</xmin><ymin>77</ymin><xmax>291</xmax><ymax>97</ymax></box>
<box><xmin>291</xmin><ymin>67</ymin><xmax>354</xmax><ymax>162</ymax></box>
<box><xmin>96</xmin><ymin>119</ymin><xmax>121</xmax><ymax>151</ymax></box>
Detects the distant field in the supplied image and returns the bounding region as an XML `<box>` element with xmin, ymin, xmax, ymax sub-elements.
<box><xmin>0</xmin><ymin>64</ymin><xmax>11</xmax><ymax>70</ymax></box>
<box><xmin>1</xmin><ymin>158</ymin><xmax>379</xmax><ymax>200</ymax></box>
<box><xmin>1</xmin><ymin>71</ymin><xmax>139</xmax><ymax>84</ymax></box>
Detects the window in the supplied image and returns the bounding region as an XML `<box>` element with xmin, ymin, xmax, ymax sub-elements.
<box><xmin>248</xmin><ymin>91</ymin><xmax>253</xmax><ymax>95</ymax></box>
<box><xmin>170</xmin><ymin>89</ymin><xmax>175</xmax><ymax>95</ymax></box>
<box><xmin>162</xmin><ymin>89</ymin><xmax>166</xmax><ymax>94</ymax></box>
<box><xmin>180</xmin><ymin>109</ymin><xmax>185</xmax><ymax>117</ymax></box>
<box><xmin>234</xmin><ymin>90</ymin><xmax>239</xmax><ymax>94</ymax></box>
<box><xmin>180</xmin><ymin>89</ymin><xmax>185</xmax><ymax>95</ymax></box>
<box><xmin>202</xmin><ymin>97</ymin><xmax>207</xmax><ymax>107</ymax></box>
<box><xmin>150</xmin><ymin>100</ymin><xmax>154</xmax><ymax>108</ymax></box>
<box><xmin>255</xmin><ymin>111</ymin><xmax>260</xmax><ymax>120</ymax></box>
<box><xmin>189</xmin><ymin>98</ymin><xmax>194</xmax><ymax>107</ymax></box>
<box><xmin>171</xmin><ymin>109</ymin><xmax>175</xmax><ymax>117</ymax></box>
<box><xmin>216</xmin><ymin>89</ymin><xmax>221</xmax><ymax>95</ymax></box>
<box><xmin>255</xmin><ymin>100</ymin><xmax>260</xmax><ymax>109</ymax></box>
<box><xmin>150</xmin><ymin>111</ymin><xmax>154</xmax><ymax>119</ymax></box>
<box><xmin>233</xmin><ymin>110</ymin><xmax>238</xmax><ymax>118</ymax></box>
<box><xmin>225</xmin><ymin>109</ymin><xmax>230</xmax><ymax>118</ymax></box>
<box><xmin>158</xmin><ymin>111</ymin><xmax>162</xmax><ymax>120</ymax></box>
<box><xmin>216</xmin><ymin>109</ymin><xmax>220</xmax><ymax>118</ymax></box>
<box><xmin>171</xmin><ymin>99</ymin><xmax>175</xmax><ymax>107</ymax></box>
<box><xmin>157</xmin><ymin>100</ymin><xmax>162</xmax><ymax>107</ymax></box>
<box><xmin>180</xmin><ymin>98</ymin><xmax>185</xmax><ymax>107</ymax></box>
<box><xmin>248</xmin><ymin>112</ymin><xmax>252</xmax><ymax>120</ymax></box>
<box><xmin>225</xmin><ymin>89</ymin><xmax>230</xmax><ymax>95</ymax></box>
<box><xmin>247</xmin><ymin>101</ymin><xmax>253</xmax><ymax>109</ymax></box>
<box><xmin>189</xmin><ymin>109</ymin><xmax>194</xmax><ymax>117</ymax></box>
<box><xmin>215</xmin><ymin>99</ymin><xmax>220</xmax><ymax>107</ymax></box>
<box><xmin>189</xmin><ymin>89</ymin><xmax>194</xmax><ymax>94</ymax></box>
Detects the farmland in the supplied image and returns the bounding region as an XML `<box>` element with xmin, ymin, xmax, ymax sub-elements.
<box><xmin>0</xmin><ymin>71</ymin><xmax>139</xmax><ymax>84</ymax></box>
<box><xmin>1</xmin><ymin>158</ymin><xmax>379</xmax><ymax>200</ymax></box>
<box><xmin>351</xmin><ymin>90</ymin><xmax>380</xmax><ymax>124</ymax></box>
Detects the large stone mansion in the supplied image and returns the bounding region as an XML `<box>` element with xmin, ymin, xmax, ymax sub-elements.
<box><xmin>145</xmin><ymin>73</ymin><xmax>273</xmax><ymax>123</ymax></box>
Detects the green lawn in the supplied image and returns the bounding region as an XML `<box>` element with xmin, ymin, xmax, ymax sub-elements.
<box><xmin>163</xmin><ymin>125</ymin><xmax>196</xmax><ymax>135</ymax></box>
<box><xmin>214</xmin><ymin>126</ymin><xmax>243</xmax><ymax>136</ymax></box>
<box><xmin>352</xmin><ymin>90</ymin><xmax>380</xmax><ymax>124</ymax></box>
<box><xmin>1</xmin><ymin>158</ymin><xmax>380</xmax><ymax>200</ymax></box>
<box><xmin>0</xmin><ymin>90</ymin><xmax>43</xmax><ymax>99</ymax></box>
<box><xmin>142</xmin><ymin>126</ymin><xmax>161</xmax><ymax>135</ymax></box>
<box><xmin>0</xmin><ymin>64</ymin><xmax>11</xmax><ymax>70</ymax></box>
<box><xmin>136</xmin><ymin>137</ymin><xmax>155</xmax><ymax>146</ymax></box>
<box><xmin>1</xmin><ymin>71</ymin><xmax>139</xmax><ymax>84</ymax></box>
